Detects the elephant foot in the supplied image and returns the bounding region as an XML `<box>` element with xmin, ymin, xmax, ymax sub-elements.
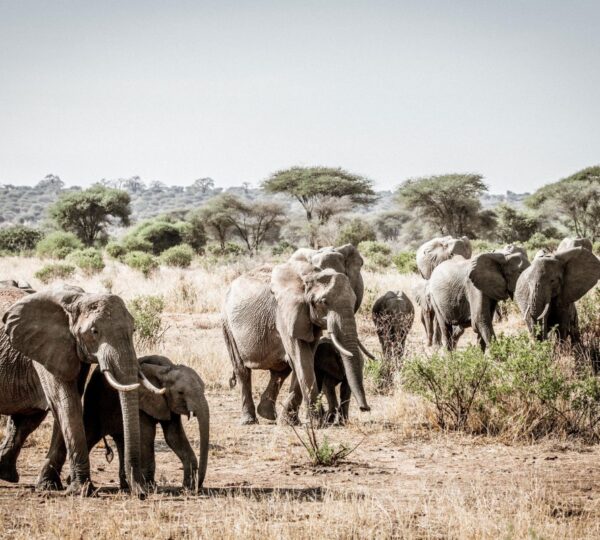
<box><xmin>64</xmin><ymin>479</ymin><xmax>95</xmax><ymax>497</ymax></box>
<box><xmin>0</xmin><ymin>463</ymin><xmax>19</xmax><ymax>483</ymax></box>
<box><xmin>257</xmin><ymin>400</ymin><xmax>277</xmax><ymax>421</ymax></box>
<box><xmin>278</xmin><ymin>410</ymin><xmax>300</xmax><ymax>427</ymax></box>
<box><xmin>240</xmin><ymin>412</ymin><xmax>258</xmax><ymax>425</ymax></box>
<box><xmin>36</xmin><ymin>476</ymin><xmax>64</xmax><ymax>492</ymax></box>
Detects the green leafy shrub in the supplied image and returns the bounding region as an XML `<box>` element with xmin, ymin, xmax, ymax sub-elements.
<box><xmin>291</xmin><ymin>419</ymin><xmax>361</xmax><ymax>466</ymax></box>
<box><xmin>525</xmin><ymin>233</ymin><xmax>560</xmax><ymax>255</ymax></box>
<box><xmin>471</xmin><ymin>239</ymin><xmax>501</xmax><ymax>254</ymax></box>
<box><xmin>577</xmin><ymin>288</ymin><xmax>600</xmax><ymax>372</ymax></box>
<box><xmin>0</xmin><ymin>225</ymin><xmax>44</xmax><ymax>253</ymax></box>
<box><xmin>402</xmin><ymin>333</ymin><xmax>600</xmax><ymax>440</ymax></box>
<box><xmin>337</xmin><ymin>218</ymin><xmax>376</xmax><ymax>246</ymax></box>
<box><xmin>594</xmin><ymin>242</ymin><xmax>600</xmax><ymax>256</ymax></box>
<box><xmin>160</xmin><ymin>244</ymin><xmax>194</xmax><ymax>268</ymax></box>
<box><xmin>206</xmin><ymin>242</ymin><xmax>243</xmax><ymax>257</ymax></box>
<box><xmin>272</xmin><ymin>240</ymin><xmax>297</xmax><ymax>256</ymax></box>
<box><xmin>105</xmin><ymin>241</ymin><xmax>126</xmax><ymax>259</ymax></box>
<box><xmin>126</xmin><ymin>219</ymin><xmax>183</xmax><ymax>255</ymax></box>
<box><xmin>66</xmin><ymin>248</ymin><xmax>105</xmax><ymax>275</ymax></box>
<box><xmin>392</xmin><ymin>251</ymin><xmax>418</xmax><ymax>274</ymax></box>
<box><xmin>358</xmin><ymin>240</ymin><xmax>392</xmax><ymax>270</ymax></box>
<box><xmin>127</xmin><ymin>295</ymin><xmax>167</xmax><ymax>348</ymax></box>
<box><xmin>122</xmin><ymin>235</ymin><xmax>153</xmax><ymax>253</ymax></box>
<box><xmin>36</xmin><ymin>231</ymin><xmax>83</xmax><ymax>259</ymax></box>
<box><xmin>123</xmin><ymin>251</ymin><xmax>158</xmax><ymax>277</ymax></box>
<box><xmin>34</xmin><ymin>263</ymin><xmax>76</xmax><ymax>284</ymax></box>
<box><xmin>176</xmin><ymin>218</ymin><xmax>206</xmax><ymax>253</ymax></box>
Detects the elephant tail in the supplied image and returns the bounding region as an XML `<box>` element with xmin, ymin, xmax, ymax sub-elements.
<box><xmin>103</xmin><ymin>436</ymin><xmax>114</xmax><ymax>464</ymax></box>
<box><xmin>222</xmin><ymin>317</ymin><xmax>240</xmax><ymax>389</ymax></box>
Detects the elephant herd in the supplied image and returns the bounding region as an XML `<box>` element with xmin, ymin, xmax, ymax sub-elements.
<box><xmin>0</xmin><ymin>237</ymin><xmax>598</xmax><ymax>497</ymax></box>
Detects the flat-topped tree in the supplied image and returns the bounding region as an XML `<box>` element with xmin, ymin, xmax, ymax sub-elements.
<box><xmin>49</xmin><ymin>185</ymin><xmax>131</xmax><ymax>246</ymax></box>
<box><xmin>263</xmin><ymin>166</ymin><xmax>377</xmax><ymax>223</ymax></box>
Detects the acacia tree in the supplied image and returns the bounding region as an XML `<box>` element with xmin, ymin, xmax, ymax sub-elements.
<box><xmin>397</xmin><ymin>174</ymin><xmax>489</xmax><ymax>237</ymax></box>
<box><xmin>194</xmin><ymin>194</ymin><xmax>237</xmax><ymax>249</ymax></box>
<box><xmin>49</xmin><ymin>185</ymin><xmax>131</xmax><ymax>245</ymax></box>
<box><xmin>527</xmin><ymin>166</ymin><xmax>600</xmax><ymax>242</ymax></box>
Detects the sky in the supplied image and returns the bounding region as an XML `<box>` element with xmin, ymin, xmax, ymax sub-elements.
<box><xmin>0</xmin><ymin>0</ymin><xmax>598</xmax><ymax>193</ymax></box>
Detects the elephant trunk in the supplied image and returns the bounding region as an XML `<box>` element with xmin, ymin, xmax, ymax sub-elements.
<box><xmin>97</xmin><ymin>340</ymin><xmax>145</xmax><ymax>497</ymax></box>
<box><xmin>327</xmin><ymin>309</ymin><xmax>370</xmax><ymax>412</ymax></box>
<box><xmin>194</xmin><ymin>395</ymin><xmax>210</xmax><ymax>492</ymax></box>
<box><xmin>529</xmin><ymin>284</ymin><xmax>550</xmax><ymax>339</ymax></box>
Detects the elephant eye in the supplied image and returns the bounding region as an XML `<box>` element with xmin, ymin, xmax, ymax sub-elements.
<box><xmin>91</xmin><ymin>326</ymin><xmax>98</xmax><ymax>335</ymax></box>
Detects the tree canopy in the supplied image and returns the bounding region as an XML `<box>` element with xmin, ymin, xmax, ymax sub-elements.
<box><xmin>396</xmin><ymin>174</ymin><xmax>489</xmax><ymax>237</ymax></box>
<box><xmin>263</xmin><ymin>166</ymin><xmax>377</xmax><ymax>222</ymax></box>
<box><xmin>49</xmin><ymin>185</ymin><xmax>131</xmax><ymax>245</ymax></box>
<box><xmin>527</xmin><ymin>166</ymin><xmax>600</xmax><ymax>242</ymax></box>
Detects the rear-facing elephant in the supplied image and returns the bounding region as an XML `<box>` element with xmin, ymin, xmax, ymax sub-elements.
<box><xmin>83</xmin><ymin>355</ymin><xmax>209</xmax><ymax>491</ymax></box>
<box><xmin>515</xmin><ymin>247</ymin><xmax>600</xmax><ymax>341</ymax></box>
<box><xmin>371</xmin><ymin>291</ymin><xmax>414</xmax><ymax>361</ymax></box>
<box><xmin>412</xmin><ymin>279</ymin><xmax>439</xmax><ymax>346</ymax></box>
<box><xmin>428</xmin><ymin>251</ymin><xmax>530</xmax><ymax>350</ymax></box>
<box><xmin>222</xmin><ymin>244</ymin><xmax>371</xmax><ymax>425</ymax></box>
<box><xmin>416</xmin><ymin>236</ymin><xmax>472</xmax><ymax>280</ymax></box>
<box><xmin>0</xmin><ymin>286</ymin><xmax>161</xmax><ymax>495</ymax></box>
<box><xmin>557</xmin><ymin>237</ymin><xmax>593</xmax><ymax>253</ymax></box>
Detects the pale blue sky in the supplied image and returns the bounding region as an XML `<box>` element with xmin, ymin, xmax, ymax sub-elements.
<box><xmin>0</xmin><ymin>0</ymin><xmax>598</xmax><ymax>192</ymax></box>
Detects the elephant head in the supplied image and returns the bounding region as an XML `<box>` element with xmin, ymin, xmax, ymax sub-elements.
<box><xmin>2</xmin><ymin>288</ymin><xmax>148</xmax><ymax>493</ymax></box>
<box><xmin>290</xmin><ymin>244</ymin><xmax>365</xmax><ymax>312</ymax></box>
<box><xmin>137</xmin><ymin>356</ymin><xmax>209</xmax><ymax>491</ymax></box>
<box><xmin>515</xmin><ymin>247</ymin><xmax>600</xmax><ymax>339</ymax></box>
<box><xmin>417</xmin><ymin>236</ymin><xmax>472</xmax><ymax>279</ymax></box>
<box><xmin>469</xmin><ymin>251</ymin><xmax>531</xmax><ymax>301</ymax></box>
<box><xmin>557</xmin><ymin>237</ymin><xmax>593</xmax><ymax>253</ymax></box>
<box><xmin>271</xmin><ymin>258</ymin><xmax>370</xmax><ymax>412</ymax></box>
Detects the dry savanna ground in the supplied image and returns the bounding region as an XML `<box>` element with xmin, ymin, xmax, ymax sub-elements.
<box><xmin>1</xmin><ymin>256</ymin><xmax>600</xmax><ymax>539</ymax></box>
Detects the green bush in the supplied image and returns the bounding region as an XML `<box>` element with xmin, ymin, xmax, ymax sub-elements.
<box><xmin>337</xmin><ymin>218</ymin><xmax>376</xmax><ymax>246</ymax></box>
<box><xmin>159</xmin><ymin>244</ymin><xmax>194</xmax><ymax>268</ymax></box>
<box><xmin>206</xmin><ymin>242</ymin><xmax>243</xmax><ymax>257</ymax></box>
<box><xmin>66</xmin><ymin>248</ymin><xmax>105</xmax><ymax>275</ymax></box>
<box><xmin>36</xmin><ymin>231</ymin><xmax>83</xmax><ymax>259</ymax></box>
<box><xmin>403</xmin><ymin>333</ymin><xmax>600</xmax><ymax>440</ymax></box>
<box><xmin>525</xmin><ymin>233</ymin><xmax>560</xmax><ymax>254</ymax></box>
<box><xmin>126</xmin><ymin>220</ymin><xmax>183</xmax><ymax>255</ymax></box>
<box><xmin>0</xmin><ymin>225</ymin><xmax>43</xmax><ymax>253</ymax></box>
<box><xmin>594</xmin><ymin>242</ymin><xmax>600</xmax><ymax>256</ymax></box>
<box><xmin>471</xmin><ymin>239</ymin><xmax>501</xmax><ymax>254</ymax></box>
<box><xmin>176</xmin><ymin>218</ymin><xmax>207</xmax><ymax>253</ymax></box>
<box><xmin>34</xmin><ymin>263</ymin><xmax>76</xmax><ymax>284</ymax></box>
<box><xmin>272</xmin><ymin>240</ymin><xmax>297</xmax><ymax>256</ymax></box>
<box><xmin>105</xmin><ymin>241</ymin><xmax>126</xmax><ymax>259</ymax></box>
<box><xmin>358</xmin><ymin>241</ymin><xmax>392</xmax><ymax>270</ymax></box>
<box><xmin>121</xmin><ymin>235</ymin><xmax>153</xmax><ymax>253</ymax></box>
<box><xmin>127</xmin><ymin>295</ymin><xmax>167</xmax><ymax>348</ymax></box>
<box><xmin>392</xmin><ymin>251</ymin><xmax>418</xmax><ymax>274</ymax></box>
<box><xmin>123</xmin><ymin>251</ymin><xmax>158</xmax><ymax>277</ymax></box>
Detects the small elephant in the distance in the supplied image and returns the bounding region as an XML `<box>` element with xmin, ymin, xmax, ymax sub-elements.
<box><xmin>314</xmin><ymin>337</ymin><xmax>351</xmax><ymax>425</ymax></box>
<box><xmin>83</xmin><ymin>355</ymin><xmax>209</xmax><ymax>491</ymax></box>
<box><xmin>0</xmin><ymin>279</ymin><xmax>35</xmax><ymax>294</ymax></box>
<box><xmin>372</xmin><ymin>291</ymin><xmax>415</xmax><ymax>363</ymax></box>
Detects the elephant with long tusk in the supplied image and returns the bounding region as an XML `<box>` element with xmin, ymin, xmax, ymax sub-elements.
<box><xmin>0</xmin><ymin>285</ymin><xmax>162</xmax><ymax>496</ymax></box>
<box><xmin>222</xmin><ymin>244</ymin><xmax>371</xmax><ymax>425</ymax></box>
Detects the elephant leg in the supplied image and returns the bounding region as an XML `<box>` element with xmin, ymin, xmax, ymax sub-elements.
<box><xmin>37</xmin><ymin>372</ymin><xmax>92</xmax><ymax>495</ymax></box>
<box><xmin>287</xmin><ymin>340</ymin><xmax>320</xmax><ymax>421</ymax></box>
<box><xmin>339</xmin><ymin>380</ymin><xmax>351</xmax><ymax>424</ymax></box>
<box><xmin>257</xmin><ymin>365</ymin><xmax>292</xmax><ymax>421</ymax></box>
<box><xmin>321</xmin><ymin>375</ymin><xmax>339</xmax><ymax>424</ymax></box>
<box><xmin>0</xmin><ymin>411</ymin><xmax>47</xmax><ymax>483</ymax></box>
<box><xmin>235</xmin><ymin>365</ymin><xmax>257</xmax><ymax>425</ymax></box>
<box><xmin>280</xmin><ymin>372</ymin><xmax>302</xmax><ymax>426</ymax></box>
<box><xmin>161</xmin><ymin>416</ymin><xmax>197</xmax><ymax>490</ymax></box>
<box><xmin>36</xmin><ymin>418</ymin><xmax>67</xmax><ymax>491</ymax></box>
<box><xmin>112</xmin><ymin>434</ymin><xmax>129</xmax><ymax>490</ymax></box>
<box><xmin>140</xmin><ymin>417</ymin><xmax>157</xmax><ymax>489</ymax></box>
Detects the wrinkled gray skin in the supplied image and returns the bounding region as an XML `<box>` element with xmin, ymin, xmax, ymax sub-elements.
<box><xmin>412</xmin><ymin>279</ymin><xmax>440</xmax><ymax>346</ymax></box>
<box><xmin>83</xmin><ymin>355</ymin><xmax>209</xmax><ymax>491</ymax></box>
<box><xmin>428</xmin><ymin>252</ymin><xmax>530</xmax><ymax>350</ymax></box>
<box><xmin>557</xmin><ymin>237</ymin><xmax>593</xmax><ymax>253</ymax></box>
<box><xmin>372</xmin><ymin>291</ymin><xmax>414</xmax><ymax>361</ymax></box>
<box><xmin>222</xmin><ymin>244</ymin><xmax>370</xmax><ymax>425</ymax></box>
<box><xmin>313</xmin><ymin>338</ymin><xmax>350</xmax><ymax>424</ymax></box>
<box><xmin>416</xmin><ymin>236</ymin><xmax>472</xmax><ymax>280</ymax></box>
<box><xmin>0</xmin><ymin>286</ymin><xmax>145</xmax><ymax>496</ymax></box>
<box><xmin>515</xmin><ymin>247</ymin><xmax>600</xmax><ymax>341</ymax></box>
<box><xmin>493</xmin><ymin>245</ymin><xmax>530</xmax><ymax>322</ymax></box>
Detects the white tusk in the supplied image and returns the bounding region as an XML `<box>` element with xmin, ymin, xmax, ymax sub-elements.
<box><xmin>139</xmin><ymin>369</ymin><xmax>166</xmax><ymax>394</ymax></box>
<box><xmin>102</xmin><ymin>369</ymin><xmax>140</xmax><ymax>392</ymax></box>
<box><xmin>537</xmin><ymin>303</ymin><xmax>550</xmax><ymax>321</ymax></box>
<box><xmin>330</xmin><ymin>333</ymin><xmax>353</xmax><ymax>357</ymax></box>
<box><xmin>523</xmin><ymin>305</ymin><xmax>530</xmax><ymax>322</ymax></box>
<box><xmin>358</xmin><ymin>340</ymin><xmax>376</xmax><ymax>360</ymax></box>
<box><xmin>189</xmin><ymin>411</ymin><xmax>195</xmax><ymax>419</ymax></box>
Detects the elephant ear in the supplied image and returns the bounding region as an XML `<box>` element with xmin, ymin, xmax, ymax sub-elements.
<box><xmin>555</xmin><ymin>248</ymin><xmax>600</xmax><ymax>304</ymax></box>
<box><xmin>271</xmin><ymin>262</ymin><xmax>314</xmax><ymax>342</ymax></box>
<box><xmin>311</xmin><ymin>249</ymin><xmax>345</xmax><ymax>273</ymax></box>
<box><xmin>2</xmin><ymin>289</ymin><xmax>82</xmax><ymax>381</ymax></box>
<box><xmin>469</xmin><ymin>252</ymin><xmax>510</xmax><ymax>301</ymax></box>
<box><xmin>138</xmin><ymin>364</ymin><xmax>171</xmax><ymax>421</ymax></box>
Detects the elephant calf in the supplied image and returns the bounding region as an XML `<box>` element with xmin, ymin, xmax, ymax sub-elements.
<box><xmin>372</xmin><ymin>291</ymin><xmax>415</xmax><ymax>361</ymax></box>
<box><xmin>314</xmin><ymin>338</ymin><xmax>351</xmax><ymax>424</ymax></box>
<box><xmin>83</xmin><ymin>355</ymin><xmax>209</xmax><ymax>491</ymax></box>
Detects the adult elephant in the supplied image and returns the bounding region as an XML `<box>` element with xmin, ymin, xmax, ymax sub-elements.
<box><xmin>222</xmin><ymin>245</ymin><xmax>370</xmax><ymax>425</ymax></box>
<box><xmin>416</xmin><ymin>236</ymin><xmax>472</xmax><ymax>280</ymax></box>
<box><xmin>557</xmin><ymin>237</ymin><xmax>593</xmax><ymax>253</ymax></box>
<box><xmin>515</xmin><ymin>247</ymin><xmax>600</xmax><ymax>341</ymax></box>
<box><xmin>428</xmin><ymin>251</ymin><xmax>530</xmax><ymax>350</ymax></box>
<box><xmin>0</xmin><ymin>286</ymin><xmax>160</xmax><ymax>495</ymax></box>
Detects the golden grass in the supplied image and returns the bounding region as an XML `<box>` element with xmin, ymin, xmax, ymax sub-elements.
<box><xmin>1</xmin><ymin>256</ymin><xmax>600</xmax><ymax>539</ymax></box>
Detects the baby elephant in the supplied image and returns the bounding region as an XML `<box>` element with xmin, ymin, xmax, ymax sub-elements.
<box><xmin>314</xmin><ymin>337</ymin><xmax>351</xmax><ymax>425</ymax></box>
<box><xmin>372</xmin><ymin>291</ymin><xmax>415</xmax><ymax>362</ymax></box>
<box><xmin>83</xmin><ymin>355</ymin><xmax>209</xmax><ymax>491</ymax></box>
